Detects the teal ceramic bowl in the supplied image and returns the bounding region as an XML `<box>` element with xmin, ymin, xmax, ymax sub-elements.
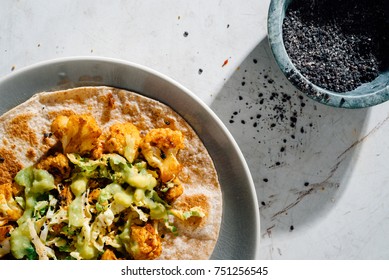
<box><xmin>267</xmin><ymin>0</ymin><xmax>389</xmax><ymax>108</ymax></box>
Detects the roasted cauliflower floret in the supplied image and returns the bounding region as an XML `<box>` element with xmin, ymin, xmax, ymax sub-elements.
<box><xmin>57</xmin><ymin>184</ymin><xmax>73</xmax><ymax>210</ymax></box>
<box><xmin>88</xmin><ymin>188</ymin><xmax>100</xmax><ymax>204</ymax></box>
<box><xmin>104</xmin><ymin>122</ymin><xmax>141</xmax><ymax>163</ymax></box>
<box><xmin>0</xmin><ymin>183</ymin><xmax>23</xmax><ymax>226</ymax></box>
<box><xmin>36</xmin><ymin>153</ymin><xmax>71</xmax><ymax>183</ymax></box>
<box><xmin>129</xmin><ymin>223</ymin><xmax>162</xmax><ymax>260</ymax></box>
<box><xmin>0</xmin><ymin>225</ymin><xmax>13</xmax><ymax>258</ymax></box>
<box><xmin>140</xmin><ymin>128</ymin><xmax>185</xmax><ymax>182</ymax></box>
<box><xmin>100</xmin><ymin>248</ymin><xmax>119</xmax><ymax>260</ymax></box>
<box><xmin>156</xmin><ymin>178</ymin><xmax>184</xmax><ymax>203</ymax></box>
<box><xmin>51</xmin><ymin>114</ymin><xmax>102</xmax><ymax>155</ymax></box>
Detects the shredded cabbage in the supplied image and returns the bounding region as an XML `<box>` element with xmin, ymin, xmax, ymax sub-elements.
<box><xmin>9</xmin><ymin>125</ymin><xmax>195</xmax><ymax>260</ymax></box>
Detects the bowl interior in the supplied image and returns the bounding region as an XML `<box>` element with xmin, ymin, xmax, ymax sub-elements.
<box><xmin>268</xmin><ymin>0</ymin><xmax>389</xmax><ymax>108</ymax></box>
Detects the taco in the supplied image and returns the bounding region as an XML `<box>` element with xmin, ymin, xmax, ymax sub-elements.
<box><xmin>0</xmin><ymin>86</ymin><xmax>222</xmax><ymax>260</ymax></box>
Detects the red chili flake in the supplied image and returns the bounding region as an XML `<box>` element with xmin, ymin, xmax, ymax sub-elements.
<box><xmin>222</xmin><ymin>59</ymin><xmax>229</xmax><ymax>67</ymax></box>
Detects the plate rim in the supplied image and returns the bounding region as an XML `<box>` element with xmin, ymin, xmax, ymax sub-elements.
<box><xmin>0</xmin><ymin>56</ymin><xmax>261</xmax><ymax>259</ymax></box>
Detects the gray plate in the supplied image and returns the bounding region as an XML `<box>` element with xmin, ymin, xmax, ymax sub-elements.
<box><xmin>0</xmin><ymin>57</ymin><xmax>260</xmax><ymax>259</ymax></box>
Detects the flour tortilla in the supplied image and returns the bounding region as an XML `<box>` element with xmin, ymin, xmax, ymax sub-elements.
<box><xmin>0</xmin><ymin>86</ymin><xmax>222</xmax><ymax>260</ymax></box>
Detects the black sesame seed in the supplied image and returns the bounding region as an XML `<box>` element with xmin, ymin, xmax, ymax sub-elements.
<box><xmin>283</xmin><ymin>0</ymin><xmax>388</xmax><ymax>93</ymax></box>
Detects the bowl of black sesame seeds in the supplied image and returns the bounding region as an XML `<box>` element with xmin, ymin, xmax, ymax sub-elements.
<box><xmin>267</xmin><ymin>0</ymin><xmax>389</xmax><ymax>108</ymax></box>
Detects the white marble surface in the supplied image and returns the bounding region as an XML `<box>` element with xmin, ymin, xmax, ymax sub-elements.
<box><xmin>1</xmin><ymin>0</ymin><xmax>389</xmax><ymax>259</ymax></box>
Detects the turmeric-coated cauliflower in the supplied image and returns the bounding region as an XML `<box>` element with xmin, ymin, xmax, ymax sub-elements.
<box><xmin>57</xmin><ymin>184</ymin><xmax>73</xmax><ymax>210</ymax></box>
<box><xmin>104</xmin><ymin>122</ymin><xmax>141</xmax><ymax>163</ymax></box>
<box><xmin>51</xmin><ymin>114</ymin><xmax>102</xmax><ymax>155</ymax></box>
<box><xmin>100</xmin><ymin>248</ymin><xmax>119</xmax><ymax>260</ymax></box>
<box><xmin>156</xmin><ymin>178</ymin><xmax>184</xmax><ymax>203</ymax></box>
<box><xmin>129</xmin><ymin>223</ymin><xmax>162</xmax><ymax>260</ymax></box>
<box><xmin>0</xmin><ymin>225</ymin><xmax>13</xmax><ymax>258</ymax></box>
<box><xmin>0</xmin><ymin>183</ymin><xmax>23</xmax><ymax>226</ymax></box>
<box><xmin>36</xmin><ymin>153</ymin><xmax>71</xmax><ymax>183</ymax></box>
<box><xmin>140</xmin><ymin>128</ymin><xmax>185</xmax><ymax>182</ymax></box>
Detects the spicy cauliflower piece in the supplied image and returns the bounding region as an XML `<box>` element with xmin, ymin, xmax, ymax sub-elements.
<box><xmin>100</xmin><ymin>248</ymin><xmax>119</xmax><ymax>260</ymax></box>
<box><xmin>51</xmin><ymin>114</ymin><xmax>102</xmax><ymax>155</ymax></box>
<box><xmin>156</xmin><ymin>178</ymin><xmax>184</xmax><ymax>204</ymax></box>
<box><xmin>0</xmin><ymin>183</ymin><xmax>23</xmax><ymax>226</ymax></box>
<box><xmin>104</xmin><ymin>122</ymin><xmax>141</xmax><ymax>163</ymax></box>
<box><xmin>140</xmin><ymin>128</ymin><xmax>185</xmax><ymax>182</ymax></box>
<box><xmin>57</xmin><ymin>184</ymin><xmax>73</xmax><ymax>210</ymax></box>
<box><xmin>36</xmin><ymin>153</ymin><xmax>71</xmax><ymax>183</ymax></box>
<box><xmin>0</xmin><ymin>225</ymin><xmax>13</xmax><ymax>258</ymax></box>
<box><xmin>129</xmin><ymin>223</ymin><xmax>162</xmax><ymax>260</ymax></box>
<box><xmin>88</xmin><ymin>188</ymin><xmax>100</xmax><ymax>204</ymax></box>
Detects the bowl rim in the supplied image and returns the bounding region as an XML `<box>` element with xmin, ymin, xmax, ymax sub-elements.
<box><xmin>267</xmin><ymin>0</ymin><xmax>389</xmax><ymax>109</ymax></box>
<box><xmin>0</xmin><ymin>55</ymin><xmax>261</xmax><ymax>259</ymax></box>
